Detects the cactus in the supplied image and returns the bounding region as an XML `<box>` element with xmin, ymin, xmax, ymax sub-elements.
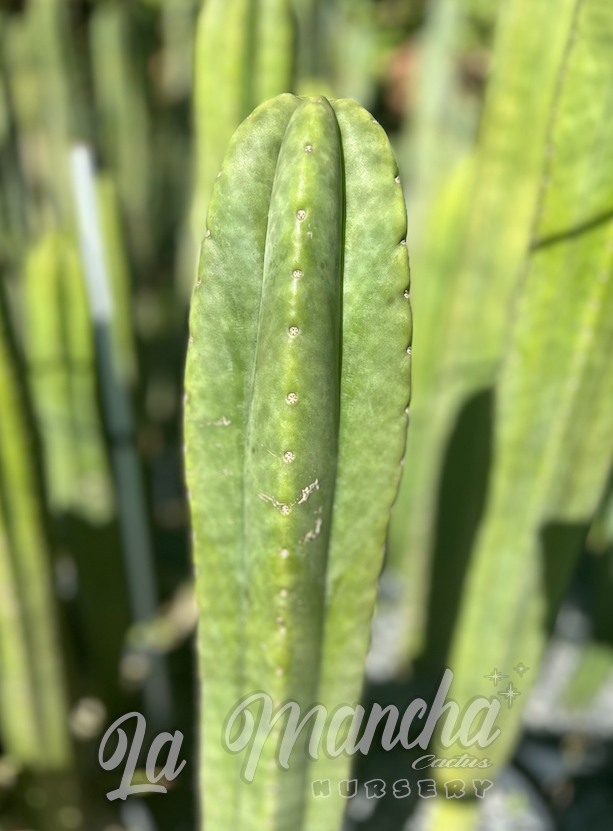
<box><xmin>90</xmin><ymin>0</ymin><xmax>152</xmax><ymax>264</ymax></box>
<box><xmin>28</xmin><ymin>0</ymin><xmax>78</xmax><ymax>229</ymax></box>
<box><xmin>0</xmin><ymin>306</ymin><xmax>71</xmax><ymax>769</ymax></box>
<box><xmin>159</xmin><ymin>0</ymin><xmax>199</xmax><ymax>103</ymax></box>
<box><xmin>0</xmin><ymin>496</ymin><xmax>40</xmax><ymax>765</ymax></box>
<box><xmin>430</xmin><ymin>1</ymin><xmax>613</xmax><ymax>822</ymax></box>
<box><xmin>23</xmin><ymin>232</ymin><xmax>75</xmax><ymax>514</ymax></box>
<box><xmin>387</xmin><ymin>0</ymin><xmax>584</xmax><ymax>668</ymax></box>
<box><xmin>397</xmin><ymin>0</ymin><xmax>502</xmax><ymax>240</ymax></box>
<box><xmin>24</xmin><ymin>231</ymin><xmax>114</xmax><ymax>524</ymax></box>
<box><xmin>184</xmin><ymin>0</ymin><xmax>294</xmax><ymax>299</ymax></box>
<box><xmin>184</xmin><ymin>93</ymin><xmax>411</xmax><ymax>831</ymax></box>
<box><xmin>292</xmin><ymin>0</ymin><xmax>376</xmax><ymax>106</ymax></box>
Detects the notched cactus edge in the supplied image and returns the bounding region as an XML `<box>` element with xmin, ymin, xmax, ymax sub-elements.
<box><xmin>184</xmin><ymin>93</ymin><xmax>412</xmax><ymax>831</ymax></box>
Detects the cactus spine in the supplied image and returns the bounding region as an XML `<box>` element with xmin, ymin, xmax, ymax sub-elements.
<box><xmin>184</xmin><ymin>94</ymin><xmax>411</xmax><ymax>831</ymax></box>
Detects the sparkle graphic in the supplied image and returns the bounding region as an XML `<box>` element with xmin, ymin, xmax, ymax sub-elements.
<box><xmin>514</xmin><ymin>662</ymin><xmax>529</xmax><ymax>678</ymax></box>
<box><xmin>484</xmin><ymin>668</ymin><xmax>508</xmax><ymax>687</ymax></box>
<box><xmin>499</xmin><ymin>682</ymin><xmax>521</xmax><ymax>709</ymax></box>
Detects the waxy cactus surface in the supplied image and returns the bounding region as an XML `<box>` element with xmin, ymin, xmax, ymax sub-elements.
<box><xmin>184</xmin><ymin>93</ymin><xmax>411</xmax><ymax>831</ymax></box>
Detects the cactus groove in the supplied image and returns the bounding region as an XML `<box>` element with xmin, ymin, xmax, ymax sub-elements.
<box><xmin>184</xmin><ymin>93</ymin><xmax>411</xmax><ymax>831</ymax></box>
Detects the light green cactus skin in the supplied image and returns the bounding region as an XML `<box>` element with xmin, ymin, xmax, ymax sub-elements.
<box><xmin>63</xmin><ymin>237</ymin><xmax>115</xmax><ymax>524</ymax></box>
<box><xmin>387</xmin><ymin>0</ymin><xmax>583</xmax><ymax>667</ymax></box>
<box><xmin>398</xmin><ymin>0</ymin><xmax>502</xmax><ymax>240</ymax></box>
<box><xmin>24</xmin><ymin>233</ymin><xmax>75</xmax><ymax>514</ymax></box>
<box><xmin>24</xmin><ymin>231</ymin><xmax>114</xmax><ymax>524</ymax></box>
<box><xmin>28</xmin><ymin>0</ymin><xmax>78</xmax><ymax>228</ymax></box>
<box><xmin>186</xmin><ymin>0</ymin><xmax>294</xmax><ymax>299</ymax></box>
<box><xmin>431</xmin><ymin>3</ymin><xmax>613</xmax><ymax>824</ymax></box>
<box><xmin>185</xmin><ymin>93</ymin><xmax>411</xmax><ymax>831</ymax></box>
<box><xmin>0</xmin><ymin>309</ymin><xmax>71</xmax><ymax>769</ymax></box>
<box><xmin>0</xmin><ymin>496</ymin><xmax>40</xmax><ymax>764</ymax></box>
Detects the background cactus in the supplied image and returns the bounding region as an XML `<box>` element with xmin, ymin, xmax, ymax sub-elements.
<box><xmin>387</xmin><ymin>0</ymin><xmax>586</xmax><ymax>669</ymax></box>
<box><xmin>0</xmin><ymin>310</ymin><xmax>71</xmax><ymax>771</ymax></box>
<box><xmin>184</xmin><ymin>0</ymin><xmax>294</xmax><ymax>299</ymax></box>
<box><xmin>90</xmin><ymin>0</ymin><xmax>152</xmax><ymax>266</ymax></box>
<box><xmin>184</xmin><ymin>92</ymin><xmax>411</xmax><ymax>831</ymax></box>
<box><xmin>24</xmin><ymin>230</ymin><xmax>114</xmax><ymax>523</ymax></box>
<box><xmin>433</xmin><ymin>0</ymin><xmax>613</xmax><ymax>793</ymax></box>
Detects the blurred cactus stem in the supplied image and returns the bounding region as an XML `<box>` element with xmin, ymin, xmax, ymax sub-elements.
<box><xmin>429</xmin><ymin>1</ymin><xmax>613</xmax><ymax>822</ymax></box>
<box><xmin>24</xmin><ymin>231</ymin><xmax>114</xmax><ymax>524</ymax></box>
<box><xmin>386</xmin><ymin>0</ymin><xmax>587</xmax><ymax>670</ymax></box>
<box><xmin>183</xmin><ymin>0</ymin><xmax>294</xmax><ymax>300</ymax></box>
<box><xmin>90</xmin><ymin>1</ymin><xmax>152</xmax><ymax>265</ymax></box>
<box><xmin>185</xmin><ymin>93</ymin><xmax>411</xmax><ymax>831</ymax></box>
<box><xmin>0</xmin><ymin>307</ymin><xmax>71</xmax><ymax>770</ymax></box>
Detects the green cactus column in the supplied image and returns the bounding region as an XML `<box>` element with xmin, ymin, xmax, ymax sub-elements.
<box><xmin>90</xmin><ymin>0</ymin><xmax>152</xmax><ymax>264</ymax></box>
<box><xmin>24</xmin><ymin>231</ymin><xmax>114</xmax><ymax>524</ymax></box>
<box><xmin>387</xmin><ymin>0</ymin><xmax>583</xmax><ymax>669</ymax></box>
<box><xmin>184</xmin><ymin>0</ymin><xmax>294</xmax><ymax>299</ymax></box>
<box><xmin>430</xmin><ymin>3</ymin><xmax>613</xmax><ymax>828</ymax></box>
<box><xmin>185</xmin><ymin>94</ymin><xmax>411</xmax><ymax>831</ymax></box>
<box><xmin>0</xmin><ymin>307</ymin><xmax>71</xmax><ymax>770</ymax></box>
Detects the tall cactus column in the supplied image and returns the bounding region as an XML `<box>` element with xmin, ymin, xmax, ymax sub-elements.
<box><xmin>185</xmin><ymin>93</ymin><xmax>411</xmax><ymax>831</ymax></box>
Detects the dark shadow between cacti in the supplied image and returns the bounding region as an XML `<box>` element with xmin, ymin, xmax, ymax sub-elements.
<box><xmin>416</xmin><ymin>387</ymin><xmax>493</xmax><ymax>674</ymax></box>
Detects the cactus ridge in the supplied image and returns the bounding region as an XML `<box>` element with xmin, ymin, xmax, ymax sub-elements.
<box><xmin>185</xmin><ymin>93</ymin><xmax>411</xmax><ymax>830</ymax></box>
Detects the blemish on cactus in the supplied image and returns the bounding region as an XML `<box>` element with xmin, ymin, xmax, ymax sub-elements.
<box><xmin>297</xmin><ymin>480</ymin><xmax>320</xmax><ymax>505</ymax></box>
<box><xmin>301</xmin><ymin>517</ymin><xmax>323</xmax><ymax>544</ymax></box>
